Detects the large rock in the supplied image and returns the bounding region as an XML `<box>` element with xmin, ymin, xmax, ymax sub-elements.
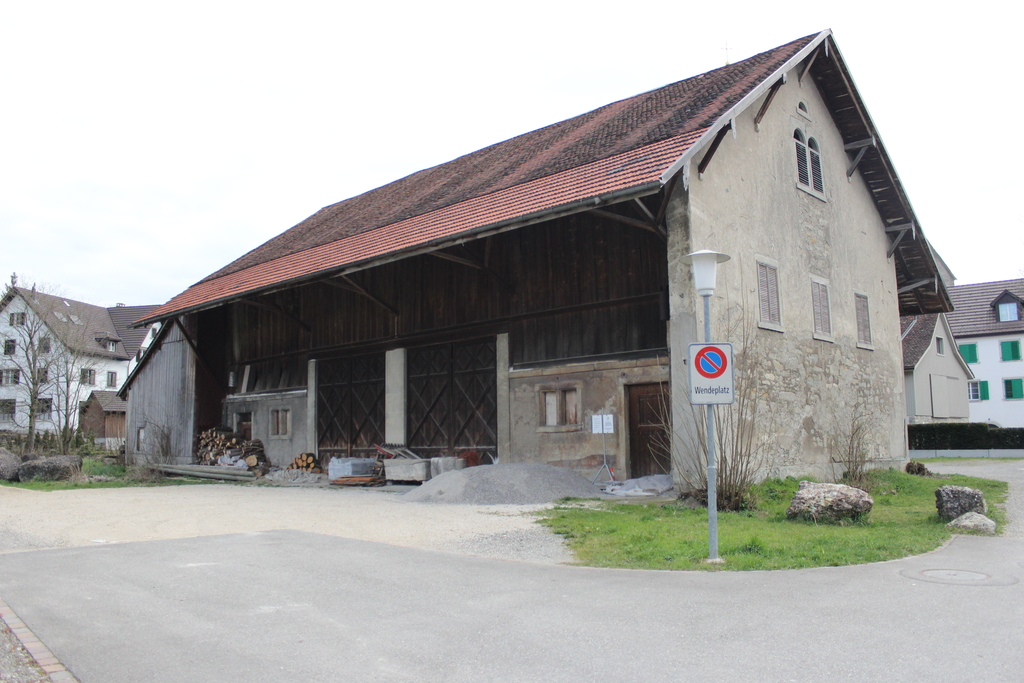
<box><xmin>946</xmin><ymin>512</ymin><xmax>997</xmax><ymax>534</ymax></box>
<box><xmin>16</xmin><ymin>455</ymin><xmax>83</xmax><ymax>482</ymax></box>
<box><xmin>935</xmin><ymin>485</ymin><xmax>987</xmax><ymax>521</ymax></box>
<box><xmin>785</xmin><ymin>481</ymin><xmax>874</xmax><ymax>522</ymax></box>
<box><xmin>0</xmin><ymin>447</ymin><xmax>20</xmax><ymax>481</ymax></box>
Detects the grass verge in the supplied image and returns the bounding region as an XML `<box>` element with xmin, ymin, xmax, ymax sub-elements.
<box><xmin>538</xmin><ymin>468</ymin><xmax>1008</xmax><ymax>571</ymax></box>
<box><xmin>0</xmin><ymin>457</ymin><xmax>214</xmax><ymax>491</ymax></box>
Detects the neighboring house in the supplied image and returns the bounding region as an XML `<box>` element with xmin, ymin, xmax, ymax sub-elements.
<box><xmin>0</xmin><ymin>287</ymin><xmax>135</xmax><ymax>438</ymax></box>
<box><xmin>124</xmin><ymin>31</ymin><xmax>950</xmax><ymax>481</ymax></box>
<box><xmin>79</xmin><ymin>390</ymin><xmax>128</xmax><ymax>449</ymax></box>
<box><xmin>947</xmin><ymin>278</ymin><xmax>1024</xmax><ymax>427</ymax></box>
<box><xmin>901</xmin><ymin>313</ymin><xmax>973</xmax><ymax>423</ymax></box>
<box><xmin>108</xmin><ymin>304</ymin><xmax>160</xmax><ymax>379</ymax></box>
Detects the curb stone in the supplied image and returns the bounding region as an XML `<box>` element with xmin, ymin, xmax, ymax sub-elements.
<box><xmin>0</xmin><ymin>596</ymin><xmax>79</xmax><ymax>683</ymax></box>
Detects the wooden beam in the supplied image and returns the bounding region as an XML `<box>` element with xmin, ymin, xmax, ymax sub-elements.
<box><xmin>173</xmin><ymin>317</ymin><xmax>224</xmax><ymax>391</ymax></box>
<box><xmin>429</xmin><ymin>247</ymin><xmax>515</xmax><ymax>292</ymax></box>
<box><xmin>654</xmin><ymin>174</ymin><xmax>680</xmax><ymax>228</ymax></box>
<box><xmin>885</xmin><ymin>221</ymin><xmax>916</xmax><ymax>240</ymax></box>
<box><xmin>754</xmin><ymin>78</ymin><xmax>785</xmax><ymax>127</ymax></box>
<box><xmin>429</xmin><ymin>250</ymin><xmax>482</xmax><ymax>269</ymax></box>
<box><xmin>887</xmin><ymin>229</ymin><xmax>908</xmax><ymax>258</ymax></box>
<box><xmin>588</xmin><ymin>209</ymin><xmax>666</xmax><ymax>240</ymax></box>
<box><xmin>799</xmin><ymin>46</ymin><xmax>820</xmax><ymax>83</ymax></box>
<box><xmin>239</xmin><ymin>297</ymin><xmax>312</xmax><ymax>332</ymax></box>
<box><xmin>323</xmin><ymin>275</ymin><xmax>399</xmax><ymax>317</ymax></box>
<box><xmin>846</xmin><ymin>145</ymin><xmax>869</xmax><ymax>179</ymax></box>
<box><xmin>898</xmin><ymin>278</ymin><xmax>936</xmax><ymax>295</ymax></box>
<box><xmin>697</xmin><ymin>122</ymin><xmax>732</xmax><ymax>177</ymax></box>
<box><xmin>844</xmin><ymin>137</ymin><xmax>876</xmax><ymax>151</ymax></box>
<box><xmin>632</xmin><ymin>198</ymin><xmax>657</xmax><ymax>224</ymax></box>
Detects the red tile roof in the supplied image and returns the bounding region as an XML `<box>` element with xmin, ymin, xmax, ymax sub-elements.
<box><xmin>143</xmin><ymin>33</ymin><xmax>821</xmax><ymax>323</ymax></box>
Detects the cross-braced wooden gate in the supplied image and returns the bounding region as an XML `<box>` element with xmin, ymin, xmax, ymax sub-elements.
<box><xmin>317</xmin><ymin>353</ymin><xmax>385</xmax><ymax>459</ymax></box>
<box><xmin>407</xmin><ymin>338</ymin><xmax>497</xmax><ymax>461</ymax></box>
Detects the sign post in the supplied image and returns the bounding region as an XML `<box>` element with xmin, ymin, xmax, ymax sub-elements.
<box><xmin>680</xmin><ymin>249</ymin><xmax>731</xmax><ymax>564</ymax></box>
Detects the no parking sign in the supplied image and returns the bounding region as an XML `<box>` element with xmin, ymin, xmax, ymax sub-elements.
<box><xmin>688</xmin><ymin>343</ymin><xmax>734</xmax><ymax>405</ymax></box>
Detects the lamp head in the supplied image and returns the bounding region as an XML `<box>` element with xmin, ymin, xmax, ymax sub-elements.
<box><xmin>679</xmin><ymin>250</ymin><xmax>730</xmax><ymax>297</ymax></box>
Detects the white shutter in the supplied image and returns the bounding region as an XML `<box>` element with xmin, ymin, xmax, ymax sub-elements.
<box><xmin>855</xmin><ymin>294</ymin><xmax>871</xmax><ymax>344</ymax></box>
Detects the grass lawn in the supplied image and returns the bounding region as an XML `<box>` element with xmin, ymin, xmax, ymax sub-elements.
<box><xmin>538</xmin><ymin>468</ymin><xmax>1009</xmax><ymax>571</ymax></box>
<box><xmin>0</xmin><ymin>457</ymin><xmax>214</xmax><ymax>491</ymax></box>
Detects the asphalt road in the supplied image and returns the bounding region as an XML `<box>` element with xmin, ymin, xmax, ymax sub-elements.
<box><xmin>1</xmin><ymin>461</ymin><xmax>1022</xmax><ymax>683</ymax></box>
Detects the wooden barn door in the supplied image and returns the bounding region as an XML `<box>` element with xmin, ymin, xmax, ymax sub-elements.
<box><xmin>407</xmin><ymin>338</ymin><xmax>497</xmax><ymax>461</ymax></box>
<box><xmin>628</xmin><ymin>382</ymin><xmax>670</xmax><ymax>478</ymax></box>
<box><xmin>317</xmin><ymin>353</ymin><xmax>386</xmax><ymax>459</ymax></box>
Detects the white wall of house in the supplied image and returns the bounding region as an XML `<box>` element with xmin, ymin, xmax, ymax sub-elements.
<box><xmin>905</xmin><ymin>316</ymin><xmax>972</xmax><ymax>423</ymax></box>
<box><xmin>0</xmin><ymin>294</ymin><xmax>131</xmax><ymax>436</ymax></box>
<box><xmin>667</xmin><ymin>71</ymin><xmax>907</xmax><ymax>480</ymax></box>
<box><xmin>957</xmin><ymin>335</ymin><xmax>1024</xmax><ymax>427</ymax></box>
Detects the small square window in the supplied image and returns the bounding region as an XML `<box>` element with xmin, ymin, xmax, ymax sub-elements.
<box><xmin>81</xmin><ymin>368</ymin><xmax>96</xmax><ymax>385</ymax></box>
<box><xmin>38</xmin><ymin>337</ymin><xmax>51</xmax><ymax>354</ymax></box>
<box><xmin>35</xmin><ymin>398</ymin><xmax>52</xmax><ymax>415</ymax></box>
<box><xmin>0</xmin><ymin>369</ymin><xmax>19</xmax><ymax>385</ymax></box>
<box><xmin>107</xmin><ymin>371</ymin><xmax>118</xmax><ymax>387</ymax></box>
<box><xmin>0</xmin><ymin>399</ymin><xmax>14</xmax><ymax>420</ymax></box>
<box><xmin>270</xmin><ymin>408</ymin><xmax>290</xmax><ymax>436</ymax></box>
<box><xmin>967</xmin><ymin>381</ymin><xmax>981</xmax><ymax>401</ymax></box>
<box><xmin>9</xmin><ymin>313</ymin><xmax>25</xmax><ymax>326</ymax></box>
<box><xmin>3</xmin><ymin>340</ymin><xmax>15</xmax><ymax>355</ymax></box>
<box><xmin>537</xmin><ymin>386</ymin><xmax>581</xmax><ymax>432</ymax></box>
<box><xmin>107</xmin><ymin>341</ymin><xmax>118</xmax><ymax>353</ymax></box>
<box><xmin>998</xmin><ymin>302</ymin><xmax>1020</xmax><ymax>322</ymax></box>
<box><xmin>935</xmin><ymin>337</ymin><xmax>944</xmax><ymax>355</ymax></box>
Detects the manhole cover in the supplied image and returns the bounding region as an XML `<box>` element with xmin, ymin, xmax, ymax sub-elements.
<box><xmin>921</xmin><ymin>569</ymin><xmax>989</xmax><ymax>581</ymax></box>
<box><xmin>900</xmin><ymin>567</ymin><xmax>1017</xmax><ymax>586</ymax></box>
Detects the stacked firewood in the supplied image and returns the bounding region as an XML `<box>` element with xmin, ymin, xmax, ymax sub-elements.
<box><xmin>195</xmin><ymin>428</ymin><xmax>268</xmax><ymax>471</ymax></box>
<box><xmin>287</xmin><ymin>453</ymin><xmax>322</xmax><ymax>473</ymax></box>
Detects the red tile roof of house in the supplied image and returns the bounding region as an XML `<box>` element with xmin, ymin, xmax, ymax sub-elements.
<box><xmin>141</xmin><ymin>33</ymin><xmax>820</xmax><ymax>323</ymax></box>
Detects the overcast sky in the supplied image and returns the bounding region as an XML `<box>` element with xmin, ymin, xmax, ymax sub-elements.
<box><xmin>2</xmin><ymin>1</ymin><xmax>1020</xmax><ymax>307</ymax></box>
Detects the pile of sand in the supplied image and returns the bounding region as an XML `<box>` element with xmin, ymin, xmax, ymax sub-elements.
<box><xmin>403</xmin><ymin>463</ymin><xmax>606</xmax><ymax>504</ymax></box>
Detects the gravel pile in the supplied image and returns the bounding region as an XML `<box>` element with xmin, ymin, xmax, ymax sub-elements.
<box><xmin>403</xmin><ymin>463</ymin><xmax>607</xmax><ymax>504</ymax></box>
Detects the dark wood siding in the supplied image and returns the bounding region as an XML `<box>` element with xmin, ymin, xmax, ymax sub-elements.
<box><xmin>225</xmin><ymin>210</ymin><xmax>667</xmax><ymax>366</ymax></box>
<box><xmin>317</xmin><ymin>353</ymin><xmax>385</xmax><ymax>459</ymax></box>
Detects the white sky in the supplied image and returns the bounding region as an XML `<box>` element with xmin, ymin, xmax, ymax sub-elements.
<box><xmin>2</xmin><ymin>1</ymin><xmax>1020</xmax><ymax>307</ymax></box>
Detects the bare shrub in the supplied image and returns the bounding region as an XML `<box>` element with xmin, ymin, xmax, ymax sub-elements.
<box><xmin>828</xmin><ymin>402</ymin><xmax>877</xmax><ymax>487</ymax></box>
<box><xmin>653</xmin><ymin>307</ymin><xmax>778</xmax><ymax>510</ymax></box>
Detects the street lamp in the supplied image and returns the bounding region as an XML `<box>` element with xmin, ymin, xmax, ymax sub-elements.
<box><xmin>680</xmin><ymin>249</ymin><xmax>730</xmax><ymax>563</ymax></box>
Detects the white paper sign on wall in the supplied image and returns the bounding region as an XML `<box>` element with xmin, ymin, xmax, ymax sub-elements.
<box><xmin>591</xmin><ymin>414</ymin><xmax>615</xmax><ymax>434</ymax></box>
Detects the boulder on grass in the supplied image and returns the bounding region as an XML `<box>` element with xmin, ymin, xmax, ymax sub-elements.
<box><xmin>905</xmin><ymin>461</ymin><xmax>930</xmax><ymax>476</ymax></box>
<box><xmin>16</xmin><ymin>455</ymin><xmax>83</xmax><ymax>482</ymax></box>
<box><xmin>785</xmin><ymin>481</ymin><xmax>874</xmax><ymax>522</ymax></box>
<box><xmin>935</xmin><ymin>485</ymin><xmax>987</xmax><ymax>521</ymax></box>
<box><xmin>946</xmin><ymin>512</ymin><xmax>997</xmax><ymax>534</ymax></box>
<box><xmin>0</xmin><ymin>447</ymin><xmax>20</xmax><ymax>481</ymax></box>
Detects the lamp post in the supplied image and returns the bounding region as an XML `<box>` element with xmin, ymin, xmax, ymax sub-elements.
<box><xmin>680</xmin><ymin>249</ymin><xmax>730</xmax><ymax>563</ymax></box>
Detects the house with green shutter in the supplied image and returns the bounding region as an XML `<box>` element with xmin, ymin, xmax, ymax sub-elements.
<box><xmin>947</xmin><ymin>278</ymin><xmax>1024</xmax><ymax>427</ymax></box>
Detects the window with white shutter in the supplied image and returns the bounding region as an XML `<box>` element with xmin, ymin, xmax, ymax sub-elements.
<box><xmin>855</xmin><ymin>293</ymin><xmax>872</xmax><ymax>348</ymax></box>
<box><xmin>794</xmin><ymin>129</ymin><xmax>825</xmax><ymax>199</ymax></box>
<box><xmin>757</xmin><ymin>262</ymin><xmax>782</xmax><ymax>331</ymax></box>
<box><xmin>811</xmin><ymin>278</ymin><xmax>832</xmax><ymax>340</ymax></box>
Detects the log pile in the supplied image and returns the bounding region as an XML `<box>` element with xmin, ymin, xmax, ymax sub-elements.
<box><xmin>287</xmin><ymin>453</ymin><xmax>322</xmax><ymax>474</ymax></box>
<box><xmin>195</xmin><ymin>428</ymin><xmax>269</xmax><ymax>474</ymax></box>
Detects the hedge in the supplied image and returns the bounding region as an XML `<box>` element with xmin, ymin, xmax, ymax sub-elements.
<box><xmin>908</xmin><ymin>422</ymin><xmax>1024</xmax><ymax>450</ymax></box>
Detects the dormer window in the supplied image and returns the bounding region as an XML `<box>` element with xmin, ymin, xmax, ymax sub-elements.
<box><xmin>794</xmin><ymin>130</ymin><xmax>824</xmax><ymax>196</ymax></box>
<box><xmin>999</xmin><ymin>302</ymin><xmax>1020</xmax><ymax>322</ymax></box>
<box><xmin>107</xmin><ymin>341</ymin><xmax>117</xmax><ymax>352</ymax></box>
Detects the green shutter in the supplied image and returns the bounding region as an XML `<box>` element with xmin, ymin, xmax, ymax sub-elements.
<box><xmin>1006</xmin><ymin>378</ymin><xmax>1024</xmax><ymax>400</ymax></box>
<box><xmin>958</xmin><ymin>343</ymin><xmax>978</xmax><ymax>363</ymax></box>
<box><xmin>1001</xmin><ymin>340</ymin><xmax>1022</xmax><ymax>361</ymax></box>
<box><xmin>979</xmin><ymin>380</ymin><xmax>990</xmax><ymax>400</ymax></box>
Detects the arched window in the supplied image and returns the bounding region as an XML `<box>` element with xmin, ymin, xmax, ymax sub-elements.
<box><xmin>807</xmin><ymin>138</ymin><xmax>823</xmax><ymax>193</ymax></box>
<box><xmin>794</xmin><ymin>130</ymin><xmax>824</xmax><ymax>194</ymax></box>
